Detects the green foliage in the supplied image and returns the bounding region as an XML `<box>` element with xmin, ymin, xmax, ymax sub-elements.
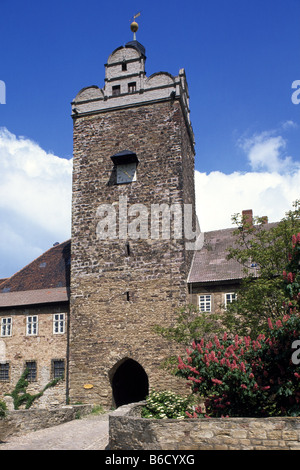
<box><xmin>6</xmin><ymin>368</ymin><xmax>63</xmax><ymax>410</ymax></box>
<box><xmin>153</xmin><ymin>304</ymin><xmax>222</xmax><ymax>374</ymax></box>
<box><xmin>153</xmin><ymin>304</ymin><xmax>221</xmax><ymax>347</ymax></box>
<box><xmin>225</xmin><ymin>200</ymin><xmax>300</xmax><ymax>337</ymax></box>
<box><xmin>283</xmin><ymin>233</ymin><xmax>300</xmax><ymax>309</ymax></box>
<box><xmin>141</xmin><ymin>390</ymin><xmax>195</xmax><ymax>419</ymax></box>
<box><xmin>176</xmin><ymin>313</ymin><xmax>300</xmax><ymax>417</ymax></box>
<box><xmin>0</xmin><ymin>400</ymin><xmax>7</xmax><ymax>418</ymax></box>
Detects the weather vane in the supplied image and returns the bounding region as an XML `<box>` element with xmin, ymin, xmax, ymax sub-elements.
<box><xmin>130</xmin><ymin>12</ymin><xmax>141</xmax><ymax>41</ymax></box>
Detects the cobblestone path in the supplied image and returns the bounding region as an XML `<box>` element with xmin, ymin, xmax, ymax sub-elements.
<box><xmin>0</xmin><ymin>412</ymin><xmax>109</xmax><ymax>450</ymax></box>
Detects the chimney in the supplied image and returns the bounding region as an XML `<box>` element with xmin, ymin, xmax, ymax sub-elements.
<box><xmin>242</xmin><ymin>209</ymin><xmax>253</xmax><ymax>228</ymax></box>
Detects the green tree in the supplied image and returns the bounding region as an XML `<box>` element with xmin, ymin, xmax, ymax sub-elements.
<box><xmin>224</xmin><ymin>200</ymin><xmax>300</xmax><ymax>337</ymax></box>
<box><xmin>153</xmin><ymin>304</ymin><xmax>222</xmax><ymax>373</ymax></box>
<box><xmin>283</xmin><ymin>232</ymin><xmax>300</xmax><ymax>309</ymax></box>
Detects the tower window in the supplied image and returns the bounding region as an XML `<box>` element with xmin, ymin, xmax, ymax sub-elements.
<box><xmin>126</xmin><ymin>291</ymin><xmax>130</xmax><ymax>301</ymax></box>
<box><xmin>128</xmin><ymin>82</ymin><xmax>136</xmax><ymax>93</ymax></box>
<box><xmin>122</xmin><ymin>61</ymin><xmax>127</xmax><ymax>71</ymax></box>
<box><xmin>112</xmin><ymin>85</ymin><xmax>121</xmax><ymax>96</ymax></box>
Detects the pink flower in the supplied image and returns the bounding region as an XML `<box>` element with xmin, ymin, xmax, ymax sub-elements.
<box><xmin>294</xmin><ymin>373</ymin><xmax>300</xmax><ymax>379</ymax></box>
<box><xmin>267</xmin><ymin>318</ymin><xmax>273</xmax><ymax>330</ymax></box>
<box><xmin>241</xmin><ymin>384</ymin><xmax>247</xmax><ymax>389</ymax></box>
<box><xmin>211</xmin><ymin>378</ymin><xmax>223</xmax><ymax>385</ymax></box>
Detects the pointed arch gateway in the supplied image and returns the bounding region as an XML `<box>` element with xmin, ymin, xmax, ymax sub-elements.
<box><xmin>110</xmin><ymin>358</ymin><xmax>149</xmax><ymax>408</ymax></box>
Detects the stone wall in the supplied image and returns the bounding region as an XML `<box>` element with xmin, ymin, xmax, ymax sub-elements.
<box><xmin>109</xmin><ymin>403</ymin><xmax>300</xmax><ymax>450</ymax></box>
<box><xmin>0</xmin><ymin>404</ymin><xmax>92</xmax><ymax>442</ymax></box>
<box><xmin>0</xmin><ymin>304</ymin><xmax>68</xmax><ymax>408</ymax></box>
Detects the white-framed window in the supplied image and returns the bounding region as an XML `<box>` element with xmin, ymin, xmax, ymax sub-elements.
<box><xmin>199</xmin><ymin>294</ymin><xmax>211</xmax><ymax>312</ymax></box>
<box><xmin>225</xmin><ymin>293</ymin><xmax>237</xmax><ymax>308</ymax></box>
<box><xmin>1</xmin><ymin>317</ymin><xmax>12</xmax><ymax>337</ymax></box>
<box><xmin>26</xmin><ymin>315</ymin><xmax>38</xmax><ymax>336</ymax></box>
<box><xmin>53</xmin><ymin>313</ymin><xmax>65</xmax><ymax>334</ymax></box>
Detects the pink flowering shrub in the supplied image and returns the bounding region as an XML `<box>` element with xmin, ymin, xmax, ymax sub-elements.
<box><xmin>176</xmin><ymin>313</ymin><xmax>300</xmax><ymax>417</ymax></box>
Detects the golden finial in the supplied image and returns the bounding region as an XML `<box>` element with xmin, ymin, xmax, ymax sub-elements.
<box><xmin>130</xmin><ymin>12</ymin><xmax>140</xmax><ymax>40</ymax></box>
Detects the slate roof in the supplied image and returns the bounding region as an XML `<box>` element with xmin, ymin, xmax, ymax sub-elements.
<box><xmin>0</xmin><ymin>287</ymin><xmax>69</xmax><ymax>308</ymax></box>
<box><xmin>188</xmin><ymin>223</ymin><xmax>277</xmax><ymax>284</ymax></box>
<box><xmin>0</xmin><ymin>240</ymin><xmax>71</xmax><ymax>308</ymax></box>
<box><xmin>188</xmin><ymin>228</ymin><xmax>243</xmax><ymax>284</ymax></box>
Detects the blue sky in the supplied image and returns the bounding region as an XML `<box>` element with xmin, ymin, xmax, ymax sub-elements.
<box><xmin>0</xmin><ymin>0</ymin><xmax>300</xmax><ymax>277</ymax></box>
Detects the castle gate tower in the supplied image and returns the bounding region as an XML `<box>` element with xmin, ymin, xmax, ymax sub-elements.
<box><xmin>68</xmin><ymin>23</ymin><xmax>197</xmax><ymax>407</ymax></box>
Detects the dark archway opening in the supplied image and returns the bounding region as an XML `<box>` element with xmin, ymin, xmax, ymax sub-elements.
<box><xmin>112</xmin><ymin>359</ymin><xmax>149</xmax><ymax>408</ymax></box>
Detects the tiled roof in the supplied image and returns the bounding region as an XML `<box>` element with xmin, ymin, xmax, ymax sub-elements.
<box><xmin>188</xmin><ymin>223</ymin><xmax>277</xmax><ymax>284</ymax></box>
<box><xmin>0</xmin><ymin>287</ymin><xmax>69</xmax><ymax>308</ymax></box>
<box><xmin>0</xmin><ymin>240</ymin><xmax>71</xmax><ymax>307</ymax></box>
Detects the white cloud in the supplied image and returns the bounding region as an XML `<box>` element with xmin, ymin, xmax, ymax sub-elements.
<box><xmin>196</xmin><ymin>127</ymin><xmax>300</xmax><ymax>232</ymax></box>
<box><xmin>195</xmin><ymin>170</ymin><xmax>300</xmax><ymax>232</ymax></box>
<box><xmin>0</xmin><ymin>128</ymin><xmax>72</xmax><ymax>277</ymax></box>
<box><xmin>238</xmin><ymin>128</ymin><xmax>300</xmax><ymax>173</ymax></box>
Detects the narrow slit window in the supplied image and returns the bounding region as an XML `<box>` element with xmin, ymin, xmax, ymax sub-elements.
<box><xmin>126</xmin><ymin>291</ymin><xmax>130</xmax><ymax>301</ymax></box>
<box><xmin>122</xmin><ymin>61</ymin><xmax>127</xmax><ymax>71</ymax></box>
<box><xmin>125</xmin><ymin>242</ymin><xmax>130</xmax><ymax>256</ymax></box>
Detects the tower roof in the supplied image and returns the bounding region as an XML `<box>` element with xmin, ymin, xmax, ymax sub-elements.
<box><xmin>125</xmin><ymin>40</ymin><xmax>146</xmax><ymax>58</ymax></box>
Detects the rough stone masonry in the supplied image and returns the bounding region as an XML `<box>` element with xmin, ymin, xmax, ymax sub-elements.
<box><xmin>68</xmin><ymin>38</ymin><xmax>197</xmax><ymax>407</ymax></box>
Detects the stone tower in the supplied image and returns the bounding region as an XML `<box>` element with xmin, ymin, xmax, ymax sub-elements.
<box><xmin>68</xmin><ymin>25</ymin><xmax>197</xmax><ymax>407</ymax></box>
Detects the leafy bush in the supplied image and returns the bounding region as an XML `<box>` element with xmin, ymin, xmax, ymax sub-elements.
<box><xmin>283</xmin><ymin>233</ymin><xmax>300</xmax><ymax>309</ymax></box>
<box><xmin>0</xmin><ymin>400</ymin><xmax>7</xmax><ymax>418</ymax></box>
<box><xmin>141</xmin><ymin>390</ymin><xmax>195</xmax><ymax>419</ymax></box>
<box><xmin>176</xmin><ymin>313</ymin><xmax>300</xmax><ymax>417</ymax></box>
